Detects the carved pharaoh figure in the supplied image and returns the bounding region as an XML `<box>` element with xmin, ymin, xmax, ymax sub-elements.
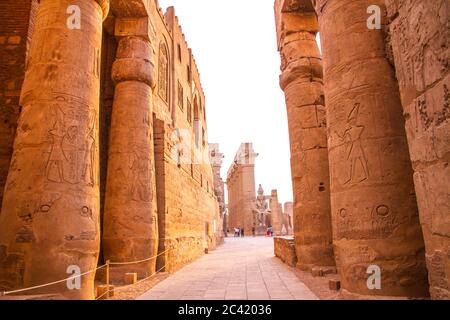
<box><xmin>253</xmin><ymin>185</ymin><xmax>270</xmax><ymax>227</ymax></box>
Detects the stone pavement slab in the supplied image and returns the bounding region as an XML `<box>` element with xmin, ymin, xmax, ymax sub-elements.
<box><xmin>137</xmin><ymin>237</ymin><xmax>319</xmax><ymax>300</ymax></box>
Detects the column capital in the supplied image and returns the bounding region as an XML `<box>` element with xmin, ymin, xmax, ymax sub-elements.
<box><xmin>111</xmin><ymin>36</ymin><xmax>155</xmax><ymax>88</ymax></box>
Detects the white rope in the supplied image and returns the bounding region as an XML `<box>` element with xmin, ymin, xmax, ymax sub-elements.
<box><xmin>95</xmin><ymin>263</ymin><xmax>168</xmax><ymax>300</ymax></box>
<box><xmin>1</xmin><ymin>248</ymin><xmax>174</xmax><ymax>298</ymax></box>
<box><xmin>1</xmin><ymin>264</ymin><xmax>107</xmax><ymax>296</ymax></box>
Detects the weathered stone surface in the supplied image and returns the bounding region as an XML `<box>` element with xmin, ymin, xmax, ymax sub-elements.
<box><xmin>283</xmin><ymin>202</ymin><xmax>294</xmax><ymax>235</ymax></box>
<box><xmin>275</xmin><ymin>0</ymin><xmax>335</xmax><ymax>269</ymax></box>
<box><xmin>253</xmin><ymin>185</ymin><xmax>271</xmax><ymax>235</ymax></box>
<box><xmin>96</xmin><ymin>284</ymin><xmax>114</xmax><ymax>300</ymax></box>
<box><xmin>124</xmin><ymin>273</ymin><xmax>137</xmax><ymax>285</ymax></box>
<box><xmin>103</xmin><ymin>35</ymin><xmax>158</xmax><ymax>279</ymax></box>
<box><xmin>0</xmin><ymin>0</ymin><xmax>38</xmax><ymax>209</ymax></box>
<box><xmin>226</xmin><ymin>143</ymin><xmax>258</xmax><ymax>234</ymax></box>
<box><xmin>209</xmin><ymin>143</ymin><xmax>226</xmax><ymax>244</ymax></box>
<box><xmin>0</xmin><ymin>0</ymin><xmax>223</xmax><ymax>299</ymax></box>
<box><xmin>329</xmin><ymin>279</ymin><xmax>341</xmax><ymax>291</ymax></box>
<box><xmin>152</xmin><ymin>6</ymin><xmax>221</xmax><ymax>273</ymax></box>
<box><xmin>269</xmin><ymin>190</ymin><xmax>284</xmax><ymax>236</ymax></box>
<box><xmin>274</xmin><ymin>236</ymin><xmax>298</xmax><ymax>267</ymax></box>
<box><xmin>0</xmin><ymin>0</ymin><xmax>108</xmax><ymax>299</ymax></box>
<box><xmin>386</xmin><ymin>0</ymin><xmax>450</xmax><ymax>299</ymax></box>
<box><xmin>314</xmin><ymin>0</ymin><xmax>429</xmax><ymax>297</ymax></box>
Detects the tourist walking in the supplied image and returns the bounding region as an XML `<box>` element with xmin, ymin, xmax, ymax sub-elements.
<box><xmin>241</xmin><ymin>228</ymin><xmax>245</xmax><ymax>237</ymax></box>
<box><xmin>270</xmin><ymin>226</ymin><xmax>273</xmax><ymax>237</ymax></box>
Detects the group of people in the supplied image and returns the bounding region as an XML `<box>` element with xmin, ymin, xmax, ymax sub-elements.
<box><xmin>229</xmin><ymin>226</ymin><xmax>274</xmax><ymax>237</ymax></box>
<box><xmin>233</xmin><ymin>227</ymin><xmax>245</xmax><ymax>237</ymax></box>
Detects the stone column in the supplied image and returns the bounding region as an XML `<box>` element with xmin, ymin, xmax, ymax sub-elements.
<box><xmin>102</xmin><ymin>34</ymin><xmax>158</xmax><ymax>279</ymax></box>
<box><xmin>275</xmin><ymin>2</ymin><xmax>335</xmax><ymax>269</ymax></box>
<box><xmin>315</xmin><ymin>0</ymin><xmax>429</xmax><ymax>297</ymax></box>
<box><xmin>0</xmin><ymin>0</ymin><xmax>109</xmax><ymax>299</ymax></box>
<box><xmin>386</xmin><ymin>0</ymin><xmax>450</xmax><ymax>299</ymax></box>
<box><xmin>269</xmin><ymin>190</ymin><xmax>282</xmax><ymax>236</ymax></box>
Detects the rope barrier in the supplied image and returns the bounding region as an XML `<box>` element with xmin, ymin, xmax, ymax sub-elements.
<box><xmin>1</xmin><ymin>264</ymin><xmax>108</xmax><ymax>296</ymax></box>
<box><xmin>95</xmin><ymin>263</ymin><xmax>169</xmax><ymax>300</ymax></box>
<box><xmin>0</xmin><ymin>247</ymin><xmax>174</xmax><ymax>299</ymax></box>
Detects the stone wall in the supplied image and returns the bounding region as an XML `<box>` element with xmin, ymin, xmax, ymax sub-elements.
<box><xmin>149</xmin><ymin>3</ymin><xmax>221</xmax><ymax>273</ymax></box>
<box><xmin>386</xmin><ymin>0</ymin><xmax>450</xmax><ymax>299</ymax></box>
<box><xmin>274</xmin><ymin>237</ymin><xmax>298</xmax><ymax>267</ymax></box>
<box><xmin>0</xmin><ymin>0</ymin><xmax>37</xmax><ymax>208</ymax></box>
<box><xmin>154</xmin><ymin>118</ymin><xmax>220</xmax><ymax>273</ymax></box>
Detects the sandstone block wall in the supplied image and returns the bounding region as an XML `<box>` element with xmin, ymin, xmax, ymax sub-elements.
<box><xmin>386</xmin><ymin>0</ymin><xmax>450</xmax><ymax>299</ymax></box>
<box><xmin>274</xmin><ymin>236</ymin><xmax>298</xmax><ymax>267</ymax></box>
<box><xmin>154</xmin><ymin>120</ymin><xmax>219</xmax><ymax>273</ymax></box>
<box><xmin>149</xmin><ymin>4</ymin><xmax>221</xmax><ymax>273</ymax></box>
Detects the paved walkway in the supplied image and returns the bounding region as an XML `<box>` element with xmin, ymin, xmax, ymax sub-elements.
<box><xmin>137</xmin><ymin>237</ymin><xmax>318</xmax><ymax>300</ymax></box>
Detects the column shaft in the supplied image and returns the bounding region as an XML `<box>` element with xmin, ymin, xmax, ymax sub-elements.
<box><xmin>102</xmin><ymin>36</ymin><xmax>158</xmax><ymax>278</ymax></box>
<box><xmin>315</xmin><ymin>0</ymin><xmax>429</xmax><ymax>297</ymax></box>
<box><xmin>277</xmin><ymin>10</ymin><xmax>335</xmax><ymax>268</ymax></box>
<box><xmin>0</xmin><ymin>0</ymin><xmax>108</xmax><ymax>299</ymax></box>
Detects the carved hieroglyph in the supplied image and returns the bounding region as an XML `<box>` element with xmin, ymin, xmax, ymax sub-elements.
<box><xmin>0</xmin><ymin>0</ymin><xmax>109</xmax><ymax>299</ymax></box>
<box><xmin>275</xmin><ymin>0</ymin><xmax>335</xmax><ymax>268</ymax></box>
<box><xmin>386</xmin><ymin>0</ymin><xmax>450</xmax><ymax>299</ymax></box>
<box><xmin>102</xmin><ymin>35</ymin><xmax>158</xmax><ymax>278</ymax></box>
<box><xmin>315</xmin><ymin>0</ymin><xmax>429</xmax><ymax>297</ymax></box>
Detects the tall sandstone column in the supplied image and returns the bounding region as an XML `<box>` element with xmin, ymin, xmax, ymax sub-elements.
<box><xmin>0</xmin><ymin>0</ymin><xmax>109</xmax><ymax>299</ymax></box>
<box><xmin>315</xmin><ymin>0</ymin><xmax>429</xmax><ymax>297</ymax></box>
<box><xmin>269</xmin><ymin>190</ymin><xmax>282</xmax><ymax>236</ymax></box>
<box><xmin>386</xmin><ymin>0</ymin><xmax>450</xmax><ymax>299</ymax></box>
<box><xmin>102</xmin><ymin>34</ymin><xmax>158</xmax><ymax>278</ymax></box>
<box><xmin>275</xmin><ymin>0</ymin><xmax>335</xmax><ymax>269</ymax></box>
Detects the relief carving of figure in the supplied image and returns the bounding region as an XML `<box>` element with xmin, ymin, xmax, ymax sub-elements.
<box><xmin>130</xmin><ymin>146</ymin><xmax>152</xmax><ymax>203</ymax></box>
<box><xmin>46</xmin><ymin>100</ymin><xmax>96</xmax><ymax>186</ymax></box>
<box><xmin>336</xmin><ymin>103</ymin><xmax>369</xmax><ymax>185</ymax></box>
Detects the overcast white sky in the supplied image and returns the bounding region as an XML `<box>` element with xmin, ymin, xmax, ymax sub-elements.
<box><xmin>159</xmin><ymin>0</ymin><xmax>293</xmax><ymax>204</ymax></box>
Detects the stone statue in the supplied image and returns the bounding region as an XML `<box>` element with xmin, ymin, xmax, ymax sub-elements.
<box><xmin>253</xmin><ymin>184</ymin><xmax>270</xmax><ymax>227</ymax></box>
